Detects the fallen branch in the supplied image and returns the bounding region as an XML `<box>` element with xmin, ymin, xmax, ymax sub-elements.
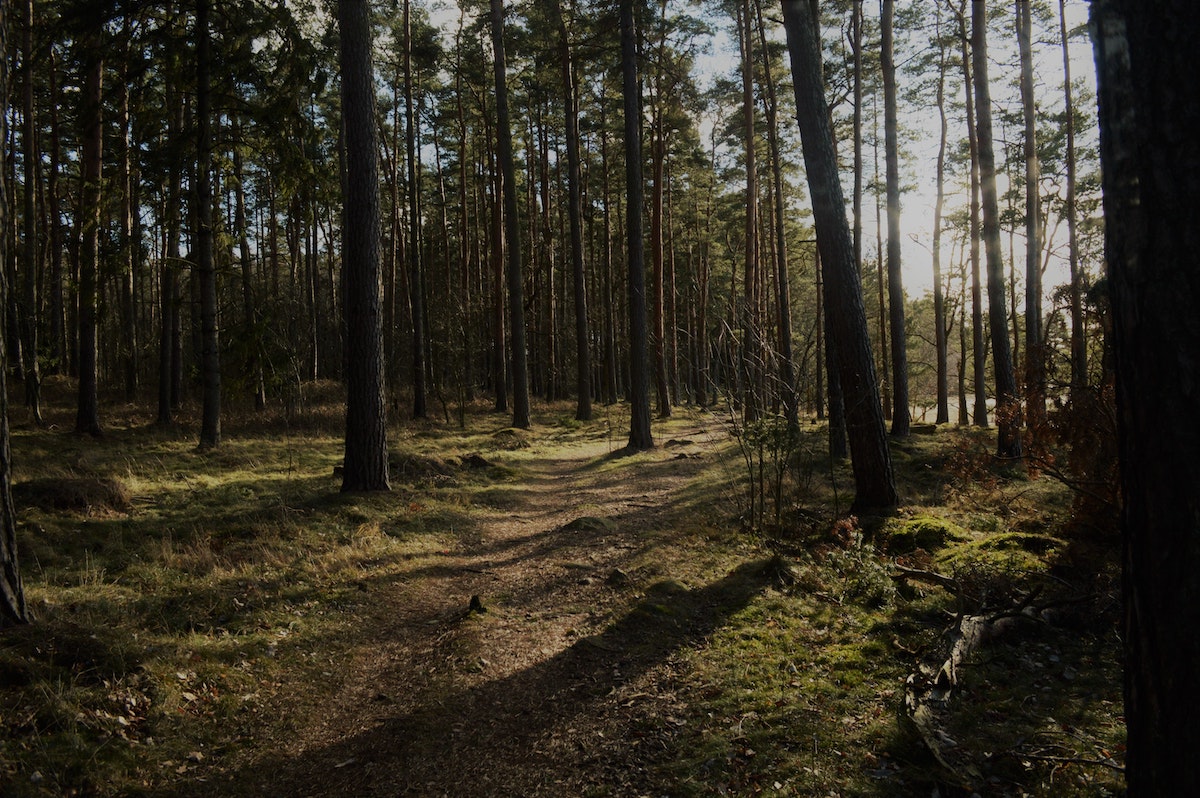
<box><xmin>902</xmin><ymin>594</ymin><xmax>1043</xmax><ymax>789</ymax></box>
<box><xmin>1006</xmin><ymin>750</ymin><xmax>1125</xmax><ymax>774</ymax></box>
<box><xmin>892</xmin><ymin>562</ymin><xmax>960</xmax><ymax>594</ymax></box>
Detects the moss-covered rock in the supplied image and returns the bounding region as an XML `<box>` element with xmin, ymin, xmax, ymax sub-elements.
<box><xmin>883</xmin><ymin>516</ymin><xmax>969</xmax><ymax>554</ymax></box>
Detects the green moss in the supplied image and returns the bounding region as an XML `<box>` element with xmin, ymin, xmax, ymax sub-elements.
<box><xmin>883</xmin><ymin>515</ymin><xmax>969</xmax><ymax>554</ymax></box>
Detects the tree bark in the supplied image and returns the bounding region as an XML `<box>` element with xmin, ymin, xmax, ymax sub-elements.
<box><xmin>650</xmin><ymin>1</ymin><xmax>671</xmax><ymax>418</ymax></box>
<box><xmin>954</xmin><ymin>0</ymin><xmax>988</xmax><ymax>428</ymax></box>
<box><xmin>882</xmin><ymin>0</ymin><xmax>909</xmax><ymax>437</ymax></box>
<box><xmin>0</xmin><ymin>0</ymin><xmax>29</xmax><ymax>627</ymax></box>
<box><xmin>755</xmin><ymin>0</ymin><xmax>798</xmax><ymax>430</ymax></box>
<box><xmin>195</xmin><ymin>0</ymin><xmax>220</xmax><ymax>449</ymax></box>
<box><xmin>621</xmin><ymin>0</ymin><xmax>653</xmax><ymax>450</ymax></box>
<box><xmin>75</xmin><ymin>29</ymin><xmax>103</xmax><ymax>437</ymax></box>
<box><xmin>20</xmin><ymin>0</ymin><xmax>41</xmax><ymax>423</ymax></box>
<box><xmin>781</xmin><ymin>0</ymin><xmax>896</xmax><ymax>510</ymax></box>
<box><xmin>1091</xmin><ymin>1</ymin><xmax>1200</xmax><ymax>792</ymax></box>
<box><xmin>233</xmin><ymin>124</ymin><xmax>266</xmax><ymax>410</ymax></box>
<box><xmin>1017</xmin><ymin>0</ymin><xmax>1045</xmax><ymax>438</ymax></box>
<box><xmin>1060</xmin><ymin>0</ymin><xmax>1086</xmax><ymax>397</ymax></box>
<box><xmin>158</xmin><ymin>75</ymin><xmax>184</xmax><ymax>426</ymax></box>
<box><xmin>405</xmin><ymin>0</ymin><xmax>428</xmax><ymax>420</ymax></box>
<box><xmin>933</xmin><ymin>5</ymin><xmax>951</xmax><ymax>425</ymax></box>
<box><xmin>338</xmin><ymin>0</ymin><xmax>390</xmax><ymax>492</ymax></box>
<box><xmin>739</xmin><ymin>0</ymin><xmax>761</xmax><ymax>422</ymax></box>
<box><xmin>489</xmin><ymin>0</ymin><xmax>530</xmax><ymax>429</ymax></box>
<box><xmin>550</xmin><ymin>0</ymin><xmax>592</xmax><ymax>421</ymax></box>
<box><xmin>972</xmin><ymin>0</ymin><xmax>1021</xmax><ymax>459</ymax></box>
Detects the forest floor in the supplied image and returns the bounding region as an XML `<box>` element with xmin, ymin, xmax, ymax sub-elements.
<box><xmin>1</xmin><ymin>380</ymin><xmax>1124</xmax><ymax>796</ymax></box>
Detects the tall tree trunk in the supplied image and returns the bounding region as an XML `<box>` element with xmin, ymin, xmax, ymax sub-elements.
<box><xmin>972</xmin><ymin>0</ymin><xmax>1021</xmax><ymax>459</ymax></box>
<box><xmin>489</xmin><ymin>0</ymin><xmax>530</xmax><ymax>429</ymax></box>
<box><xmin>755</xmin><ymin>0</ymin><xmax>798</xmax><ymax>430</ymax></box>
<box><xmin>75</xmin><ymin>31</ymin><xmax>103</xmax><ymax>437</ymax></box>
<box><xmin>46</xmin><ymin>50</ymin><xmax>65</xmax><ymax>377</ymax></box>
<box><xmin>1091</xmin><ymin>1</ymin><xmax>1200</xmax><ymax>792</ymax></box>
<box><xmin>338</xmin><ymin>0</ymin><xmax>390</xmax><ymax>492</ymax></box>
<box><xmin>158</xmin><ymin>77</ymin><xmax>184</xmax><ymax>426</ymax></box>
<box><xmin>233</xmin><ymin>125</ymin><xmax>266</xmax><ymax>410</ymax></box>
<box><xmin>621</xmin><ymin>0</ymin><xmax>653</xmax><ymax>450</ymax></box>
<box><xmin>956</xmin><ymin>1</ymin><xmax>988</xmax><ymax>427</ymax></box>
<box><xmin>551</xmin><ymin>0</ymin><xmax>592</xmax><ymax>421</ymax></box>
<box><xmin>600</xmin><ymin>101</ymin><xmax>618</xmax><ymax>405</ymax></box>
<box><xmin>650</xmin><ymin>3</ymin><xmax>671</xmax><ymax>418</ymax></box>
<box><xmin>405</xmin><ymin>0</ymin><xmax>428</xmax><ymax>420</ymax></box>
<box><xmin>1060</xmin><ymin>0</ymin><xmax>1086</xmax><ymax>397</ymax></box>
<box><xmin>933</xmin><ymin>4</ymin><xmax>951</xmax><ymax>425</ymax></box>
<box><xmin>118</xmin><ymin>14</ymin><xmax>137</xmax><ymax>401</ymax></box>
<box><xmin>739</xmin><ymin>0</ymin><xmax>761</xmax><ymax>422</ymax></box>
<box><xmin>781</xmin><ymin>0</ymin><xmax>896</xmax><ymax>510</ymax></box>
<box><xmin>957</xmin><ymin>252</ymin><xmax>970</xmax><ymax>425</ymax></box>
<box><xmin>20</xmin><ymin>0</ymin><xmax>40</xmax><ymax>423</ymax></box>
<box><xmin>1018</xmin><ymin>0</ymin><xmax>1044</xmax><ymax>440</ymax></box>
<box><xmin>872</xmin><ymin>96</ymin><xmax>890</xmax><ymax>423</ymax></box>
<box><xmin>852</xmin><ymin>0</ymin><xmax>863</xmax><ymax>273</ymax></box>
<box><xmin>0</xmin><ymin>0</ymin><xmax>30</xmax><ymax>627</ymax></box>
<box><xmin>487</xmin><ymin>110</ymin><xmax>507</xmax><ymax>413</ymax></box>
<box><xmin>882</xmin><ymin>0</ymin><xmax>909</xmax><ymax>437</ymax></box>
<box><xmin>196</xmin><ymin>0</ymin><xmax>220</xmax><ymax>448</ymax></box>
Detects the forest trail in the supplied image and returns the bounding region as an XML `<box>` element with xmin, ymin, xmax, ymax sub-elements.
<box><xmin>214</xmin><ymin>420</ymin><xmax>749</xmax><ymax>796</ymax></box>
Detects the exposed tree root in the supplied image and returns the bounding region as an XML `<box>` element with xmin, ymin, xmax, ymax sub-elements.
<box><xmin>895</xmin><ymin>565</ymin><xmax>1044</xmax><ymax>789</ymax></box>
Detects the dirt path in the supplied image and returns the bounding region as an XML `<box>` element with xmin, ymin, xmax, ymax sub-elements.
<box><xmin>212</xmin><ymin>423</ymin><xmax>755</xmax><ymax>796</ymax></box>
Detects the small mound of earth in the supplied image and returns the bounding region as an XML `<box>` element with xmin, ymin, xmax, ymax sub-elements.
<box><xmin>459</xmin><ymin>453</ymin><xmax>493</xmax><ymax>469</ymax></box>
<box><xmin>491</xmin><ymin>429</ymin><xmax>531</xmax><ymax>450</ymax></box>
<box><xmin>559</xmin><ymin>516</ymin><xmax>617</xmax><ymax>534</ymax></box>
<box><xmin>13</xmin><ymin>476</ymin><xmax>132</xmax><ymax>515</ymax></box>
<box><xmin>388</xmin><ymin>453</ymin><xmax>456</xmax><ymax>480</ymax></box>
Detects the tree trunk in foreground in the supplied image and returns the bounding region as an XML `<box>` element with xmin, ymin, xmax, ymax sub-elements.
<box><xmin>1092</xmin><ymin>1</ymin><xmax>1200</xmax><ymax>793</ymax></box>
<box><xmin>75</xmin><ymin>30</ymin><xmax>103</xmax><ymax>437</ymax></box>
<box><xmin>196</xmin><ymin>0</ymin><xmax>221</xmax><ymax>450</ymax></box>
<box><xmin>551</xmin><ymin>0</ymin><xmax>592</xmax><ymax>422</ymax></box>
<box><xmin>882</xmin><ymin>0</ymin><xmax>909</xmax><ymax>437</ymax></box>
<box><xmin>0</xmin><ymin>0</ymin><xmax>29</xmax><ymax>627</ymax></box>
<box><xmin>490</xmin><ymin>0</ymin><xmax>531</xmax><ymax>429</ymax></box>
<box><xmin>621</xmin><ymin>0</ymin><xmax>653</xmax><ymax>450</ymax></box>
<box><xmin>338</xmin><ymin>0</ymin><xmax>390</xmax><ymax>492</ymax></box>
<box><xmin>781</xmin><ymin>0</ymin><xmax>896</xmax><ymax>510</ymax></box>
<box><xmin>972</xmin><ymin>0</ymin><xmax>1020</xmax><ymax>459</ymax></box>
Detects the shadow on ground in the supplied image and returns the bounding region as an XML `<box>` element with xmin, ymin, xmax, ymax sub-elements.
<box><xmin>190</xmin><ymin>559</ymin><xmax>775</xmax><ymax>797</ymax></box>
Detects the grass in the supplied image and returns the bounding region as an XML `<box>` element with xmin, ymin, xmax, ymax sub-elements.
<box><xmin>0</xmin><ymin>385</ymin><xmax>1123</xmax><ymax>796</ymax></box>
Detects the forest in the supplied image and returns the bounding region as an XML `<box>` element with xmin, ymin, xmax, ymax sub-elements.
<box><xmin>0</xmin><ymin>0</ymin><xmax>1196</xmax><ymax>795</ymax></box>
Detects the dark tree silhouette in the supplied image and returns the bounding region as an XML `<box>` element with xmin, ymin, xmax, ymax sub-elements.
<box><xmin>490</xmin><ymin>0</ymin><xmax>531</xmax><ymax>430</ymax></box>
<box><xmin>972</xmin><ymin>0</ymin><xmax>1020</xmax><ymax>459</ymax></box>
<box><xmin>780</xmin><ymin>0</ymin><xmax>896</xmax><ymax>510</ymax></box>
<box><xmin>338</xmin><ymin>0</ymin><xmax>390</xmax><ymax>492</ymax></box>
<box><xmin>1092</xmin><ymin>1</ymin><xmax>1200</xmax><ymax>792</ymax></box>
<box><xmin>196</xmin><ymin>0</ymin><xmax>221</xmax><ymax>450</ymax></box>
<box><xmin>621</xmin><ymin>0</ymin><xmax>653</xmax><ymax>450</ymax></box>
<box><xmin>1</xmin><ymin>0</ymin><xmax>29</xmax><ymax>627</ymax></box>
<box><xmin>75</xmin><ymin>26</ymin><xmax>104</xmax><ymax>438</ymax></box>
